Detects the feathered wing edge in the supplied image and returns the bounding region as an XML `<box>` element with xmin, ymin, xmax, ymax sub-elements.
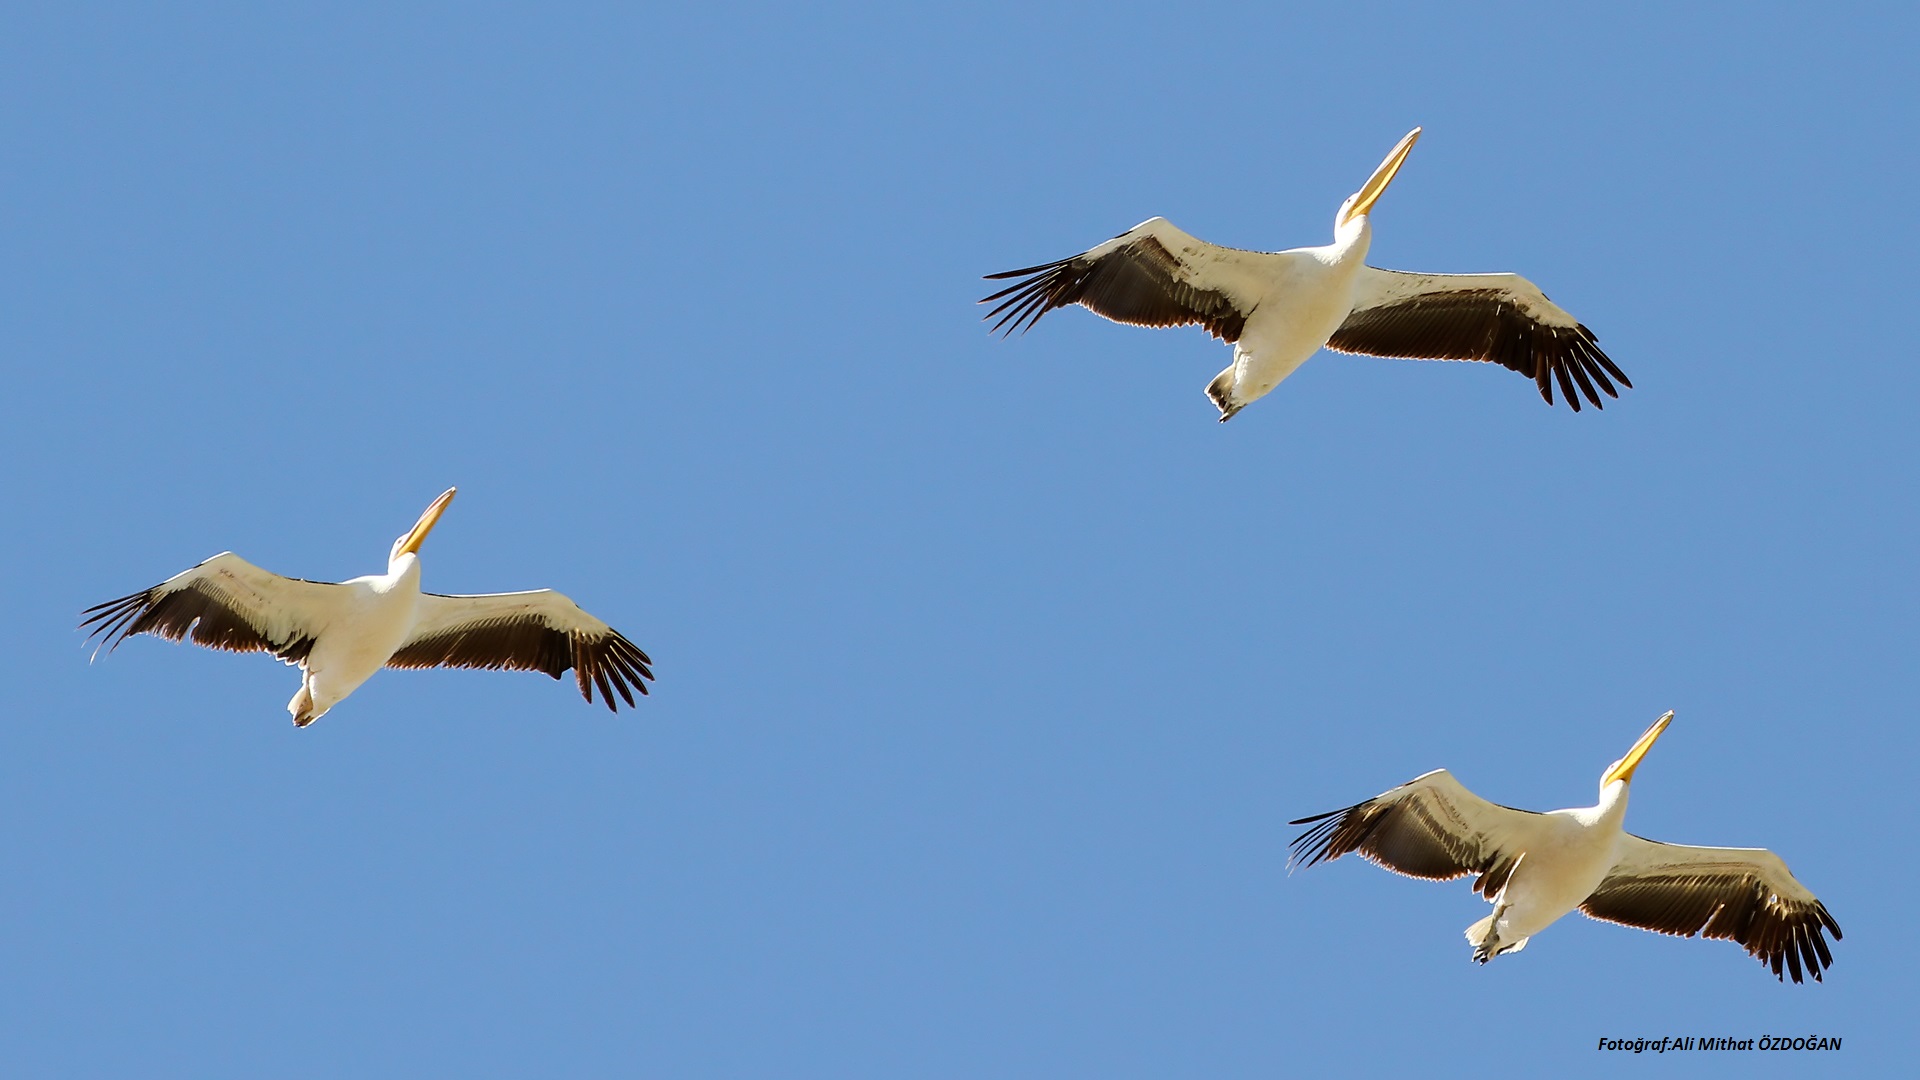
<box><xmin>980</xmin><ymin>219</ymin><xmax>1258</xmax><ymax>343</ymax></box>
<box><xmin>1327</xmin><ymin>269</ymin><xmax>1632</xmax><ymax>410</ymax></box>
<box><xmin>387</xmin><ymin>592</ymin><xmax>654</xmax><ymax>712</ymax></box>
<box><xmin>1287</xmin><ymin>770</ymin><xmax>1538</xmax><ymax>900</ymax></box>
<box><xmin>1580</xmin><ymin>836</ymin><xmax>1843</xmax><ymax>984</ymax></box>
<box><xmin>80</xmin><ymin>553</ymin><xmax>335</xmax><ymax>664</ymax></box>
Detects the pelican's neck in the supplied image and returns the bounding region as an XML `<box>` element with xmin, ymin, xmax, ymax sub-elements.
<box><xmin>382</xmin><ymin>550</ymin><xmax>423</xmax><ymax>590</ymax></box>
<box><xmin>1595</xmin><ymin>777</ymin><xmax>1631</xmax><ymax>824</ymax></box>
<box><xmin>1328</xmin><ymin>212</ymin><xmax>1372</xmax><ymax>265</ymax></box>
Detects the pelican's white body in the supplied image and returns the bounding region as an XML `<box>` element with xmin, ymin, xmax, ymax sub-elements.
<box><xmin>289</xmin><ymin>552</ymin><xmax>423</xmax><ymax>724</ymax></box>
<box><xmin>1216</xmin><ymin>217</ymin><xmax>1373</xmax><ymax>410</ymax></box>
<box><xmin>1470</xmin><ymin>779</ymin><xmax>1630</xmax><ymax>956</ymax></box>
<box><xmin>1068</xmin><ymin>213</ymin><xmax>1381</xmax><ymax>418</ymax></box>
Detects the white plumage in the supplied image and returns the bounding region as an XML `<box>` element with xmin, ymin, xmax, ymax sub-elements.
<box><xmin>1289</xmin><ymin>712</ymin><xmax>1842</xmax><ymax>982</ymax></box>
<box><xmin>984</xmin><ymin>128</ymin><xmax>1629</xmax><ymax>420</ymax></box>
<box><xmin>82</xmin><ymin>488</ymin><xmax>652</xmax><ymax>726</ymax></box>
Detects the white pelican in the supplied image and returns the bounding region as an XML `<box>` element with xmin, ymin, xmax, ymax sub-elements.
<box><xmin>982</xmin><ymin>128</ymin><xmax>1630</xmax><ymax>421</ymax></box>
<box><xmin>1288</xmin><ymin>712</ymin><xmax>1842</xmax><ymax>982</ymax></box>
<box><xmin>81</xmin><ymin>488</ymin><xmax>654</xmax><ymax>726</ymax></box>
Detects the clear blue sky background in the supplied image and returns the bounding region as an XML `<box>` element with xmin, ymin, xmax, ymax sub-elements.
<box><xmin>2</xmin><ymin>3</ymin><xmax>1912</xmax><ymax>1076</ymax></box>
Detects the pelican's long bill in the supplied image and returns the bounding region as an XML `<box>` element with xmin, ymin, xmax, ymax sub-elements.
<box><xmin>1342</xmin><ymin>127</ymin><xmax>1421</xmax><ymax>224</ymax></box>
<box><xmin>399</xmin><ymin>487</ymin><xmax>457</xmax><ymax>556</ymax></box>
<box><xmin>1603</xmin><ymin>709</ymin><xmax>1673</xmax><ymax>786</ymax></box>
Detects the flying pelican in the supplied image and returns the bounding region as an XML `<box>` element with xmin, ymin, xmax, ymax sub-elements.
<box><xmin>1287</xmin><ymin>712</ymin><xmax>1841</xmax><ymax>982</ymax></box>
<box><xmin>981</xmin><ymin>128</ymin><xmax>1630</xmax><ymax>421</ymax></box>
<box><xmin>81</xmin><ymin>488</ymin><xmax>654</xmax><ymax>726</ymax></box>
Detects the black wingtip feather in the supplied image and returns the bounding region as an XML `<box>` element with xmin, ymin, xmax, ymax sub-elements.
<box><xmin>1553</xmin><ymin>363</ymin><xmax>1582</xmax><ymax>412</ymax></box>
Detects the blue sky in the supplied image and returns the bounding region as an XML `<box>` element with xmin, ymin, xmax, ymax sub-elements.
<box><xmin>2</xmin><ymin>3</ymin><xmax>1913</xmax><ymax>1076</ymax></box>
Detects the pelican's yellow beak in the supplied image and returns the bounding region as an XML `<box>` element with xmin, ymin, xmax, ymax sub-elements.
<box><xmin>399</xmin><ymin>487</ymin><xmax>457</xmax><ymax>555</ymax></box>
<box><xmin>1603</xmin><ymin>710</ymin><xmax>1674</xmax><ymax>786</ymax></box>
<box><xmin>1342</xmin><ymin>127</ymin><xmax>1421</xmax><ymax>225</ymax></box>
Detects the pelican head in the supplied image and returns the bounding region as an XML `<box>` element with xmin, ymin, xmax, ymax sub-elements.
<box><xmin>390</xmin><ymin>487</ymin><xmax>457</xmax><ymax>566</ymax></box>
<box><xmin>1337</xmin><ymin>127</ymin><xmax>1421</xmax><ymax>229</ymax></box>
<box><xmin>1601</xmin><ymin>710</ymin><xmax>1674</xmax><ymax>790</ymax></box>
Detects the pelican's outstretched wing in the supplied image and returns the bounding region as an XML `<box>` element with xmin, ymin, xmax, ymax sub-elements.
<box><xmin>1581</xmin><ymin>835</ymin><xmax>1841</xmax><ymax>983</ymax></box>
<box><xmin>387</xmin><ymin>590</ymin><xmax>653</xmax><ymax>711</ymax></box>
<box><xmin>1288</xmin><ymin>769</ymin><xmax>1548</xmax><ymax>899</ymax></box>
<box><xmin>81</xmin><ymin>552</ymin><xmax>348</xmax><ymax>664</ymax></box>
<box><xmin>1328</xmin><ymin>267</ymin><xmax>1630</xmax><ymax>410</ymax></box>
<box><xmin>981</xmin><ymin>217</ymin><xmax>1295</xmax><ymax>342</ymax></box>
